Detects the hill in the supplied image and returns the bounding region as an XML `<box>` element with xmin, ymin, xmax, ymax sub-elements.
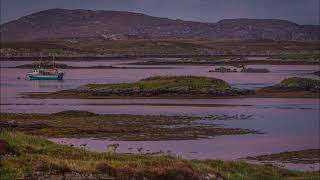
<box><xmin>1</xmin><ymin>9</ymin><xmax>319</xmax><ymax>42</ymax></box>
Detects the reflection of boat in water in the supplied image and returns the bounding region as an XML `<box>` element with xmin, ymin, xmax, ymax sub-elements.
<box><xmin>26</xmin><ymin>69</ymin><xmax>64</xmax><ymax>80</ymax></box>
<box><xmin>26</xmin><ymin>56</ymin><xmax>65</xmax><ymax>80</ymax></box>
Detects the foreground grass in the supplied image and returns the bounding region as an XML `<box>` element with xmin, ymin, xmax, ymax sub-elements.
<box><xmin>247</xmin><ymin>149</ymin><xmax>320</xmax><ymax>164</ymax></box>
<box><xmin>0</xmin><ymin>111</ymin><xmax>258</xmax><ymax>140</ymax></box>
<box><xmin>1</xmin><ymin>131</ymin><xmax>319</xmax><ymax>180</ymax></box>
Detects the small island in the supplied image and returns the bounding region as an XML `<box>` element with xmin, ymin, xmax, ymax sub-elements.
<box><xmin>28</xmin><ymin>76</ymin><xmax>320</xmax><ymax>99</ymax></box>
<box><xmin>257</xmin><ymin>77</ymin><xmax>320</xmax><ymax>98</ymax></box>
<box><xmin>28</xmin><ymin>76</ymin><xmax>254</xmax><ymax>98</ymax></box>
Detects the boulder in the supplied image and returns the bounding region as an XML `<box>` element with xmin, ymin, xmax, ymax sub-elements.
<box><xmin>0</xmin><ymin>139</ymin><xmax>11</xmax><ymax>155</ymax></box>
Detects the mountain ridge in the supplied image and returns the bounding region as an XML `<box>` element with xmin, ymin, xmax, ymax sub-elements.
<box><xmin>1</xmin><ymin>8</ymin><xmax>319</xmax><ymax>42</ymax></box>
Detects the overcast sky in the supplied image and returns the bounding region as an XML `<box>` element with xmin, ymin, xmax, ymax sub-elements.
<box><xmin>1</xmin><ymin>0</ymin><xmax>319</xmax><ymax>25</ymax></box>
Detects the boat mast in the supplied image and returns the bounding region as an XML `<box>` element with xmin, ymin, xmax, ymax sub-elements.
<box><xmin>52</xmin><ymin>54</ymin><xmax>55</xmax><ymax>69</ymax></box>
<box><xmin>39</xmin><ymin>54</ymin><xmax>42</xmax><ymax>69</ymax></box>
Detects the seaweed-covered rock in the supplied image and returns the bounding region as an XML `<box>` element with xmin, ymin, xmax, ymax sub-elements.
<box><xmin>279</xmin><ymin>77</ymin><xmax>320</xmax><ymax>90</ymax></box>
<box><xmin>241</xmin><ymin>68</ymin><xmax>270</xmax><ymax>73</ymax></box>
<box><xmin>313</xmin><ymin>71</ymin><xmax>320</xmax><ymax>76</ymax></box>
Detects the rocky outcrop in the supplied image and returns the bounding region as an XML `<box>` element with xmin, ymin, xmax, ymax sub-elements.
<box><xmin>72</xmin><ymin>87</ymin><xmax>254</xmax><ymax>97</ymax></box>
<box><xmin>313</xmin><ymin>71</ymin><xmax>320</xmax><ymax>76</ymax></box>
<box><xmin>258</xmin><ymin>77</ymin><xmax>320</xmax><ymax>98</ymax></box>
<box><xmin>240</xmin><ymin>68</ymin><xmax>270</xmax><ymax>73</ymax></box>
<box><xmin>1</xmin><ymin>9</ymin><xmax>319</xmax><ymax>42</ymax></box>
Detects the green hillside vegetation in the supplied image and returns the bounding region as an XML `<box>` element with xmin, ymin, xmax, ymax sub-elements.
<box><xmin>1</xmin><ymin>39</ymin><xmax>319</xmax><ymax>58</ymax></box>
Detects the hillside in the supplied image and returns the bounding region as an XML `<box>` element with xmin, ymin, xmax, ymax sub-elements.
<box><xmin>1</xmin><ymin>9</ymin><xmax>319</xmax><ymax>42</ymax></box>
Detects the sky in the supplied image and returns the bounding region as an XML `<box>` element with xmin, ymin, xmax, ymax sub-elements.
<box><xmin>1</xmin><ymin>0</ymin><xmax>319</xmax><ymax>25</ymax></box>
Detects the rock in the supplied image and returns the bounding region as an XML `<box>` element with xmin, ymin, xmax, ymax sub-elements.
<box><xmin>200</xmin><ymin>173</ymin><xmax>225</xmax><ymax>180</ymax></box>
<box><xmin>0</xmin><ymin>139</ymin><xmax>11</xmax><ymax>155</ymax></box>
<box><xmin>0</xmin><ymin>120</ymin><xmax>18</xmax><ymax>128</ymax></box>
<box><xmin>280</xmin><ymin>77</ymin><xmax>320</xmax><ymax>90</ymax></box>
<box><xmin>241</xmin><ymin>68</ymin><xmax>270</xmax><ymax>73</ymax></box>
<box><xmin>313</xmin><ymin>71</ymin><xmax>320</xmax><ymax>76</ymax></box>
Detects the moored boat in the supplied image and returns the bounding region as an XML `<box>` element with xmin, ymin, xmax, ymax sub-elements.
<box><xmin>26</xmin><ymin>69</ymin><xmax>64</xmax><ymax>80</ymax></box>
<box><xmin>26</xmin><ymin>56</ymin><xmax>65</xmax><ymax>80</ymax></box>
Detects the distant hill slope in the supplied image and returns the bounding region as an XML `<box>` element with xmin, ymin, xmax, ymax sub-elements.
<box><xmin>1</xmin><ymin>9</ymin><xmax>319</xmax><ymax>42</ymax></box>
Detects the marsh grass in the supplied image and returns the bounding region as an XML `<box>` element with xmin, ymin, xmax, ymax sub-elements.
<box><xmin>1</xmin><ymin>131</ymin><xmax>319</xmax><ymax>180</ymax></box>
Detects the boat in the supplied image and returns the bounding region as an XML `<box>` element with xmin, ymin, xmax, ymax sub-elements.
<box><xmin>26</xmin><ymin>69</ymin><xmax>64</xmax><ymax>80</ymax></box>
<box><xmin>26</xmin><ymin>56</ymin><xmax>65</xmax><ymax>80</ymax></box>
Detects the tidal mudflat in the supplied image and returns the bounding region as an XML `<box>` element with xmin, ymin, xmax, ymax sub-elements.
<box><xmin>0</xmin><ymin>111</ymin><xmax>259</xmax><ymax>140</ymax></box>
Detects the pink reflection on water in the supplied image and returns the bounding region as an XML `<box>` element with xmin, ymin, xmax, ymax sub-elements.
<box><xmin>50</xmin><ymin>134</ymin><xmax>320</xmax><ymax>171</ymax></box>
<box><xmin>51</xmin><ymin>134</ymin><xmax>319</xmax><ymax>160</ymax></box>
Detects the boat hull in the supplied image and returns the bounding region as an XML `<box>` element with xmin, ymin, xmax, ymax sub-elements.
<box><xmin>27</xmin><ymin>72</ymin><xmax>64</xmax><ymax>80</ymax></box>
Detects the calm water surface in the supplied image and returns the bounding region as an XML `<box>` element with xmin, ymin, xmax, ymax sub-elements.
<box><xmin>1</xmin><ymin>60</ymin><xmax>319</xmax><ymax>170</ymax></box>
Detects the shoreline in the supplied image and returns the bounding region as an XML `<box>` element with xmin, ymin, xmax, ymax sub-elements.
<box><xmin>26</xmin><ymin>89</ymin><xmax>320</xmax><ymax>99</ymax></box>
<box><xmin>0</xmin><ymin>111</ymin><xmax>260</xmax><ymax>140</ymax></box>
<box><xmin>0</xmin><ymin>54</ymin><xmax>283</xmax><ymax>61</ymax></box>
<box><xmin>3</xmin><ymin>66</ymin><xmax>180</xmax><ymax>69</ymax></box>
<box><xmin>1</xmin><ymin>56</ymin><xmax>319</xmax><ymax>66</ymax></box>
